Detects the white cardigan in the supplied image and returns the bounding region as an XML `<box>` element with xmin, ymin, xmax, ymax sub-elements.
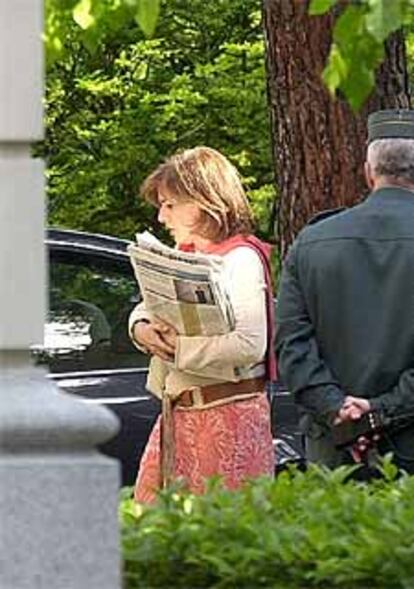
<box><xmin>129</xmin><ymin>246</ymin><xmax>267</xmax><ymax>397</ymax></box>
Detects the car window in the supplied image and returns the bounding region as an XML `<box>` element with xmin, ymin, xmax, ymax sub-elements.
<box><xmin>32</xmin><ymin>249</ymin><xmax>149</xmax><ymax>373</ymax></box>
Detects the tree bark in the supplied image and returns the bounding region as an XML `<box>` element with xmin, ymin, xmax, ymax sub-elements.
<box><xmin>263</xmin><ymin>0</ymin><xmax>411</xmax><ymax>260</ymax></box>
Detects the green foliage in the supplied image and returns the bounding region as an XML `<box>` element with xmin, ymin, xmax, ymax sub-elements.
<box><xmin>120</xmin><ymin>464</ymin><xmax>414</xmax><ymax>588</ymax></box>
<box><xmin>309</xmin><ymin>0</ymin><xmax>337</xmax><ymax>15</ymax></box>
<box><xmin>45</xmin><ymin>0</ymin><xmax>160</xmax><ymax>64</ymax></box>
<box><xmin>405</xmin><ymin>26</ymin><xmax>414</xmax><ymax>91</ymax></box>
<box><xmin>45</xmin><ymin>0</ymin><xmax>413</xmax><ymax>139</ymax></box>
<box><xmin>135</xmin><ymin>0</ymin><xmax>160</xmax><ymax>38</ymax></box>
<box><xmin>41</xmin><ymin>0</ymin><xmax>274</xmax><ymax>241</ymax></box>
<box><xmin>309</xmin><ymin>0</ymin><xmax>412</xmax><ymax>110</ymax></box>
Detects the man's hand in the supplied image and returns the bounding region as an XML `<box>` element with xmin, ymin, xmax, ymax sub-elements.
<box><xmin>132</xmin><ymin>320</ymin><xmax>175</xmax><ymax>361</ymax></box>
<box><xmin>334</xmin><ymin>395</ymin><xmax>377</xmax><ymax>463</ymax></box>
<box><xmin>334</xmin><ymin>395</ymin><xmax>371</xmax><ymax>425</ymax></box>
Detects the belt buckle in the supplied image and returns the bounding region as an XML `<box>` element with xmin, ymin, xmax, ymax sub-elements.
<box><xmin>188</xmin><ymin>386</ymin><xmax>204</xmax><ymax>407</ymax></box>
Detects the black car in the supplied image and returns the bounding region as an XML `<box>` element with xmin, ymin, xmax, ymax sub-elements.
<box><xmin>32</xmin><ymin>228</ymin><xmax>304</xmax><ymax>486</ymax></box>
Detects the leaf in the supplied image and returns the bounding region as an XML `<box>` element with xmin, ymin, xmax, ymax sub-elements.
<box><xmin>44</xmin><ymin>33</ymin><xmax>64</xmax><ymax>67</ymax></box>
<box><xmin>73</xmin><ymin>0</ymin><xmax>95</xmax><ymax>30</ymax></box>
<box><xmin>326</xmin><ymin>3</ymin><xmax>387</xmax><ymax>110</ymax></box>
<box><xmin>333</xmin><ymin>5</ymin><xmax>365</xmax><ymax>48</ymax></box>
<box><xmin>365</xmin><ymin>0</ymin><xmax>403</xmax><ymax>42</ymax></box>
<box><xmin>135</xmin><ymin>0</ymin><xmax>160</xmax><ymax>38</ymax></box>
<box><xmin>322</xmin><ymin>44</ymin><xmax>348</xmax><ymax>95</ymax></box>
<box><xmin>342</xmin><ymin>64</ymin><xmax>376</xmax><ymax>112</ymax></box>
<box><xmin>308</xmin><ymin>0</ymin><xmax>338</xmax><ymax>16</ymax></box>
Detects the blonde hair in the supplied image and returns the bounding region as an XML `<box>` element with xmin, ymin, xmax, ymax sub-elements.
<box><xmin>140</xmin><ymin>146</ymin><xmax>254</xmax><ymax>241</ymax></box>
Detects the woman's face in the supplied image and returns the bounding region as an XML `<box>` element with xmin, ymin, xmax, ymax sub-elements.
<box><xmin>158</xmin><ymin>193</ymin><xmax>202</xmax><ymax>245</ymax></box>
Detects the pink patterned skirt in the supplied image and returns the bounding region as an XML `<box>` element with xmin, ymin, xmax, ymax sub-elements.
<box><xmin>134</xmin><ymin>393</ymin><xmax>275</xmax><ymax>503</ymax></box>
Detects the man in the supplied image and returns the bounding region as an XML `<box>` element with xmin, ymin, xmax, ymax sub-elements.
<box><xmin>275</xmin><ymin>109</ymin><xmax>414</xmax><ymax>474</ymax></box>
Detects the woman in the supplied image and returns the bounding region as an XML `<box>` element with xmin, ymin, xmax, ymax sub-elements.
<box><xmin>129</xmin><ymin>146</ymin><xmax>276</xmax><ymax>503</ymax></box>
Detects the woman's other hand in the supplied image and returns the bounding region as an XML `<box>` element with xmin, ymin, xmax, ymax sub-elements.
<box><xmin>133</xmin><ymin>320</ymin><xmax>175</xmax><ymax>361</ymax></box>
<box><xmin>152</xmin><ymin>317</ymin><xmax>178</xmax><ymax>351</ymax></box>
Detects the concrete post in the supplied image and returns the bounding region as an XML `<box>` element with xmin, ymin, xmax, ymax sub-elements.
<box><xmin>0</xmin><ymin>2</ymin><xmax>121</xmax><ymax>587</ymax></box>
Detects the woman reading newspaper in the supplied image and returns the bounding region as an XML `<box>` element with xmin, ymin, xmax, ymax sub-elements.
<box><xmin>129</xmin><ymin>146</ymin><xmax>276</xmax><ymax>503</ymax></box>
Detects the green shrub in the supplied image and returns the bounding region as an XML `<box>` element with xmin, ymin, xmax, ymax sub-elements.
<box><xmin>120</xmin><ymin>461</ymin><xmax>414</xmax><ymax>588</ymax></box>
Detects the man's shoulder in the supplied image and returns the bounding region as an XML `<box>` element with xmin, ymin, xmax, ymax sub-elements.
<box><xmin>299</xmin><ymin>206</ymin><xmax>353</xmax><ymax>242</ymax></box>
<box><xmin>306</xmin><ymin>207</ymin><xmax>348</xmax><ymax>227</ymax></box>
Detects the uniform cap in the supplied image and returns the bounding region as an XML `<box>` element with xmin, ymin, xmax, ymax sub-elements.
<box><xmin>368</xmin><ymin>109</ymin><xmax>414</xmax><ymax>143</ymax></box>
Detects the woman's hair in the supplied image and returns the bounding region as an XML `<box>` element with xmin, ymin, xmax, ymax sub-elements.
<box><xmin>140</xmin><ymin>146</ymin><xmax>254</xmax><ymax>241</ymax></box>
<box><xmin>367</xmin><ymin>139</ymin><xmax>414</xmax><ymax>185</ymax></box>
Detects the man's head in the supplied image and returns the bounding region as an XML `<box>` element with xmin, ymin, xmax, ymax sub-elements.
<box><xmin>365</xmin><ymin>110</ymin><xmax>414</xmax><ymax>190</ymax></box>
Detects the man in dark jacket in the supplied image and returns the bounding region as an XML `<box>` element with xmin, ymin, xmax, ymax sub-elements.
<box><xmin>275</xmin><ymin>110</ymin><xmax>414</xmax><ymax>474</ymax></box>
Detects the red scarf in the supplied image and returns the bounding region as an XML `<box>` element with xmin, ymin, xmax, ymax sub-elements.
<box><xmin>179</xmin><ymin>235</ymin><xmax>278</xmax><ymax>381</ymax></box>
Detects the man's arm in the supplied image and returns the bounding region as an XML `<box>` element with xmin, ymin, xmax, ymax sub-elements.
<box><xmin>275</xmin><ymin>241</ymin><xmax>345</xmax><ymax>424</ymax></box>
<box><xmin>370</xmin><ymin>369</ymin><xmax>414</xmax><ymax>419</ymax></box>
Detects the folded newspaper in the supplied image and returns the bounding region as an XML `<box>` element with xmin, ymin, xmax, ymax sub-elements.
<box><xmin>127</xmin><ymin>232</ymin><xmax>235</xmax><ymax>336</ymax></box>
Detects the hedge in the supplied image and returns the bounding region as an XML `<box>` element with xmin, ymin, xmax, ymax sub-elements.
<box><xmin>120</xmin><ymin>459</ymin><xmax>414</xmax><ymax>588</ymax></box>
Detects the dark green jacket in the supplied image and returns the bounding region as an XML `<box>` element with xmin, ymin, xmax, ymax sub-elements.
<box><xmin>276</xmin><ymin>187</ymin><xmax>414</xmax><ymax>470</ymax></box>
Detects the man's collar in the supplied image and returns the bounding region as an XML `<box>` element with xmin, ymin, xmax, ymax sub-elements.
<box><xmin>369</xmin><ymin>186</ymin><xmax>414</xmax><ymax>201</ymax></box>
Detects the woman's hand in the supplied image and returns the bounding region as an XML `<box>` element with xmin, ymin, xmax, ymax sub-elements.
<box><xmin>132</xmin><ymin>320</ymin><xmax>176</xmax><ymax>361</ymax></box>
<box><xmin>152</xmin><ymin>317</ymin><xmax>178</xmax><ymax>350</ymax></box>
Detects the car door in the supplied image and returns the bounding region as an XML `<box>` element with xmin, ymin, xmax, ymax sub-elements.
<box><xmin>32</xmin><ymin>238</ymin><xmax>160</xmax><ymax>486</ymax></box>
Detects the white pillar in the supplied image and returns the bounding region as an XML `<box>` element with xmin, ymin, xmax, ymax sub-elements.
<box><xmin>0</xmin><ymin>2</ymin><xmax>121</xmax><ymax>588</ymax></box>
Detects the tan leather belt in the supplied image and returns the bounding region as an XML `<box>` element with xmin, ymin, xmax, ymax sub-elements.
<box><xmin>159</xmin><ymin>376</ymin><xmax>266</xmax><ymax>489</ymax></box>
<box><xmin>174</xmin><ymin>377</ymin><xmax>266</xmax><ymax>408</ymax></box>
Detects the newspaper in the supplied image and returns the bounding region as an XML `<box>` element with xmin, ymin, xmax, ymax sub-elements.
<box><xmin>127</xmin><ymin>232</ymin><xmax>235</xmax><ymax>336</ymax></box>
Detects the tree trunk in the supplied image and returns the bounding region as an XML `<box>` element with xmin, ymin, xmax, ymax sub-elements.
<box><xmin>263</xmin><ymin>0</ymin><xmax>411</xmax><ymax>260</ymax></box>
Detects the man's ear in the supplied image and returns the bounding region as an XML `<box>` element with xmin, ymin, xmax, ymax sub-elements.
<box><xmin>364</xmin><ymin>161</ymin><xmax>375</xmax><ymax>189</ymax></box>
